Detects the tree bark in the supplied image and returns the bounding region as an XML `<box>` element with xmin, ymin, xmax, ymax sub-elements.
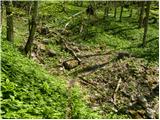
<box><xmin>129</xmin><ymin>9</ymin><xmax>133</xmax><ymax>17</ymax></box>
<box><xmin>119</xmin><ymin>1</ymin><xmax>123</xmax><ymax>22</ymax></box>
<box><xmin>104</xmin><ymin>1</ymin><xmax>109</xmax><ymax>20</ymax></box>
<box><xmin>138</xmin><ymin>1</ymin><xmax>145</xmax><ymax>28</ymax></box>
<box><xmin>24</xmin><ymin>1</ymin><xmax>38</xmax><ymax>55</ymax></box>
<box><xmin>129</xmin><ymin>2</ymin><xmax>133</xmax><ymax>17</ymax></box>
<box><xmin>114</xmin><ymin>1</ymin><xmax>117</xmax><ymax>18</ymax></box>
<box><xmin>142</xmin><ymin>1</ymin><xmax>151</xmax><ymax>47</ymax></box>
<box><xmin>5</xmin><ymin>1</ymin><xmax>14</xmax><ymax>42</ymax></box>
<box><xmin>28</xmin><ymin>3</ymin><xmax>32</xmax><ymax>32</ymax></box>
<box><xmin>1</xmin><ymin>1</ymin><xmax>3</xmax><ymax>24</ymax></box>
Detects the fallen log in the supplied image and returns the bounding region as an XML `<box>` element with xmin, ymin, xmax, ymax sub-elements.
<box><xmin>63</xmin><ymin>59</ymin><xmax>79</xmax><ymax>70</ymax></box>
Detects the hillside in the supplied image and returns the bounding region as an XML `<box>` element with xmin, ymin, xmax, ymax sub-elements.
<box><xmin>1</xmin><ymin>1</ymin><xmax>159</xmax><ymax>119</ymax></box>
<box><xmin>1</xmin><ymin>40</ymin><xmax>102</xmax><ymax>118</ymax></box>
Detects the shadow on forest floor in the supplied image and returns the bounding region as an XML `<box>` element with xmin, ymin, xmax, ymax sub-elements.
<box><xmin>112</xmin><ymin>27</ymin><xmax>139</xmax><ymax>35</ymax></box>
<box><xmin>70</xmin><ymin>57</ymin><xmax>116</xmax><ymax>77</ymax></box>
<box><xmin>78</xmin><ymin>51</ymin><xmax>113</xmax><ymax>58</ymax></box>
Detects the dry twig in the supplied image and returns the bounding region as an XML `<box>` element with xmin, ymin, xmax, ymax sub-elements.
<box><xmin>112</xmin><ymin>78</ymin><xmax>122</xmax><ymax>105</ymax></box>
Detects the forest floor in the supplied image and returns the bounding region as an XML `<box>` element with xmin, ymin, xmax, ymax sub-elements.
<box><xmin>2</xmin><ymin>1</ymin><xmax>159</xmax><ymax>119</ymax></box>
<box><xmin>30</xmin><ymin>30</ymin><xmax>159</xmax><ymax>119</ymax></box>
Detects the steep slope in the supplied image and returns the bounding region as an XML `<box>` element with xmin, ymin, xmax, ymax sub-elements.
<box><xmin>1</xmin><ymin>40</ymin><xmax>99</xmax><ymax>119</ymax></box>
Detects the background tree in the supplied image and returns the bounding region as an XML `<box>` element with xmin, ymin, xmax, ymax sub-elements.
<box><xmin>114</xmin><ymin>1</ymin><xmax>117</xmax><ymax>18</ymax></box>
<box><xmin>119</xmin><ymin>1</ymin><xmax>124</xmax><ymax>22</ymax></box>
<box><xmin>104</xmin><ymin>1</ymin><xmax>109</xmax><ymax>20</ymax></box>
<box><xmin>4</xmin><ymin>1</ymin><xmax>14</xmax><ymax>42</ymax></box>
<box><xmin>1</xmin><ymin>1</ymin><xmax>3</xmax><ymax>24</ymax></box>
<box><xmin>86</xmin><ymin>2</ymin><xmax>94</xmax><ymax>21</ymax></box>
<box><xmin>129</xmin><ymin>1</ymin><xmax>133</xmax><ymax>17</ymax></box>
<box><xmin>138</xmin><ymin>1</ymin><xmax>145</xmax><ymax>28</ymax></box>
<box><xmin>142</xmin><ymin>1</ymin><xmax>151</xmax><ymax>47</ymax></box>
<box><xmin>24</xmin><ymin>1</ymin><xmax>38</xmax><ymax>55</ymax></box>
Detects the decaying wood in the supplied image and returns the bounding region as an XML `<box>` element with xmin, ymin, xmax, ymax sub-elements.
<box><xmin>116</xmin><ymin>51</ymin><xmax>132</xmax><ymax>59</ymax></box>
<box><xmin>55</xmin><ymin>30</ymin><xmax>82</xmax><ymax>66</ymax></box>
<box><xmin>63</xmin><ymin>59</ymin><xmax>79</xmax><ymax>70</ymax></box>
<box><xmin>43</xmin><ymin>19</ymin><xmax>82</xmax><ymax>68</ymax></box>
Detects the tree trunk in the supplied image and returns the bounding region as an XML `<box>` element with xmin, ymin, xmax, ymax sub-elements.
<box><xmin>24</xmin><ymin>1</ymin><xmax>38</xmax><ymax>55</ymax></box>
<box><xmin>114</xmin><ymin>1</ymin><xmax>117</xmax><ymax>18</ymax></box>
<box><xmin>138</xmin><ymin>1</ymin><xmax>145</xmax><ymax>28</ymax></box>
<box><xmin>4</xmin><ymin>1</ymin><xmax>14</xmax><ymax>42</ymax></box>
<box><xmin>129</xmin><ymin>9</ymin><xmax>133</xmax><ymax>17</ymax></box>
<box><xmin>1</xmin><ymin>1</ymin><xmax>3</xmax><ymax>24</ymax></box>
<box><xmin>142</xmin><ymin>1</ymin><xmax>151</xmax><ymax>47</ymax></box>
<box><xmin>129</xmin><ymin>2</ymin><xmax>133</xmax><ymax>17</ymax></box>
<box><xmin>119</xmin><ymin>1</ymin><xmax>123</xmax><ymax>22</ymax></box>
<box><xmin>104</xmin><ymin>1</ymin><xmax>109</xmax><ymax>20</ymax></box>
<box><xmin>28</xmin><ymin>3</ymin><xmax>32</xmax><ymax>32</ymax></box>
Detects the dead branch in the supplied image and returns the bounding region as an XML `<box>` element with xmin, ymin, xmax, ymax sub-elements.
<box><xmin>69</xmin><ymin>10</ymin><xmax>85</xmax><ymax>19</ymax></box>
<box><xmin>63</xmin><ymin>10</ymin><xmax>85</xmax><ymax>31</ymax></box>
<box><xmin>112</xmin><ymin>78</ymin><xmax>122</xmax><ymax>105</ymax></box>
<box><xmin>48</xmin><ymin>26</ymin><xmax>82</xmax><ymax>65</ymax></box>
<box><xmin>63</xmin><ymin>42</ymin><xmax>81</xmax><ymax>64</ymax></box>
<box><xmin>79</xmin><ymin>76</ymin><xmax>97</xmax><ymax>87</ymax></box>
<box><xmin>78</xmin><ymin>76</ymin><xmax>106</xmax><ymax>97</ymax></box>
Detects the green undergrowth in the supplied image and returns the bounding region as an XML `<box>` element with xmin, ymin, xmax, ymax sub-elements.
<box><xmin>68</xmin><ymin>5</ymin><xmax>158</xmax><ymax>63</ymax></box>
<box><xmin>1</xmin><ymin>40</ymin><xmax>129</xmax><ymax>119</ymax></box>
<box><xmin>1</xmin><ymin>40</ymin><xmax>100</xmax><ymax>119</ymax></box>
<box><xmin>1</xmin><ymin>1</ymin><xmax>158</xmax><ymax>119</ymax></box>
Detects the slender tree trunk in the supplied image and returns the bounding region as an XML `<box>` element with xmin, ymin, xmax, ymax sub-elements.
<box><xmin>104</xmin><ymin>1</ymin><xmax>109</xmax><ymax>20</ymax></box>
<box><xmin>142</xmin><ymin>1</ymin><xmax>151</xmax><ymax>47</ymax></box>
<box><xmin>24</xmin><ymin>1</ymin><xmax>38</xmax><ymax>55</ymax></box>
<box><xmin>129</xmin><ymin>9</ymin><xmax>133</xmax><ymax>17</ymax></box>
<box><xmin>1</xmin><ymin>1</ymin><xmax>3</xmax><ymax>24</ymax></box>
<box><xmin>129</xmin><ymin>2</ymin><xmax>133</xmax><ymax>17</ymax></box>
<box><xmin>114</xmin><ymin>1</ymin><xmax>117</xmax><ymax>18</ymax></box>
<box><xmin>136</xmin><ymin>2</ymin><xmax>141</xmax><ymax>17</ymax></box>
<box><xmin>4</xmin><ymin>1</ymin><xmax>14</xmax><ymax>42</ymax></box>
<box><xmin>138</xmin><ymin>1</ymin><xmax>145</xmax><ymax>28</ymax></box>
<box><xmin>106</xmin><ymin>1</ymin><xmax>109</xmax><ymax>18</ymax></box>
<box><xmin>28</xmin><ymin>3</ymin><xmax>32</xmax><ymax>32</ymax></box>
<box><xmin>119</xmin><ymin>1</ymin><xmax>123</xmax><ymax>22</ymax></box>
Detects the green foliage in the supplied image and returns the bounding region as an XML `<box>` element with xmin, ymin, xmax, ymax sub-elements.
<box><xmin>70</xmin><ymin>7</ymin><xmax>158</xmax><ymax>63</ymax></box>
<box><xmin>1</xmin><ymin>1</ymin><xmax>158</xmax><ymax>119</ymax></box>
<box><xmin>69</xmin><ymin>86</ymin><xmax>100</xmax><ymax>119</ymax></box>
<box><xmin>1</xmin><ymin>40</ymin><xmax>99</xmax><ymax>119</ymax></box>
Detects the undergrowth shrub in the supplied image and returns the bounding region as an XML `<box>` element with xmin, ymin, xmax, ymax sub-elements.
<box><xmin>1</xmin><ymin>40</ymin><xmax>99</xmax><ymax>119</ymax></box>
